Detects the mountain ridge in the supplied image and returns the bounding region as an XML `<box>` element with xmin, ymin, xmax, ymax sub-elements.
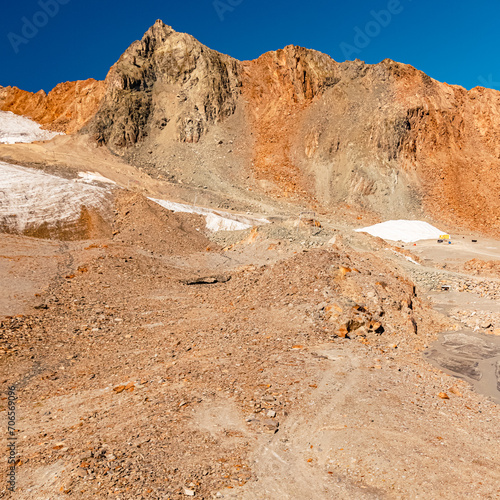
<box><xmin>1</xmin><ymin>20</ymin><xmax>499</xmax><ymax>235</ymax></box>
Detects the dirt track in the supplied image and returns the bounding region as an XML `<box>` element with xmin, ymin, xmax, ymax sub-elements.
<box><xmin>2</xmin><ymin>19</ymin><xmax>500</xmax><ymax>496</ymax></box>
<box><xmin>1</xmin><ymin>185</ymin><xmax>500</xmax><ymax>498</ymax></box>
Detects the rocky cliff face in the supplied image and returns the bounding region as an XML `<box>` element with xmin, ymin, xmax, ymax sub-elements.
<box><xmin>87</xmin><ymin>20</ymin><xmax>241</xmax><ymax>151</ymax></box>
<box><xmin>240</xmin><ymin>46</ymin><xmax>340</xmax><ymax>200</ymax></box>
<box><xmin>0</xmin><ymin>79</ymin><xmax>105</xmax><ymax>134</ymax></box>
<box><xmin>3</xmin><ymin>20</ymin><xmax>499</xmax><ymax>235</ymax></box>
<box><xmin>241</xmin><ymin>53</ymin><xmax>500</xmax><ymax>233</ymax></box>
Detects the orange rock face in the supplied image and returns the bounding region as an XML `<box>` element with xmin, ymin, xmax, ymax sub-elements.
<box><xmin>241</xmin><ymin>54</ymin><xmax>500</xmax><ymax>235</ymax></box>
<box><xmin>2</xmin><ymin>20</ymin><xmax>500</xmax><ymax>237</ymax></box>
<box><xmin>0</xmin><ymin>79</ymin><xmax>105</xmax><ymax>134</ymax></box>
<box><xmin>241</xmin><ymin>46</ymin><xmax>338</xmax><ymax>201</ymax></box>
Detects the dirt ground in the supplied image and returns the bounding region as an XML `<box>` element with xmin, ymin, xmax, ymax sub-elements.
<box><xmin>2</xmin><ymin>22</ymin><xmax>500</xmax><ymax>496</ymax></box>
<box><xmin>1</xmin><ymin>175</ymin><xmax>500</xmax><ymax>499</ymax></box>
<box><xmin>0</xmin><ymin>133</ymin><xmax>499</xmax><ymax>499</ymax></box>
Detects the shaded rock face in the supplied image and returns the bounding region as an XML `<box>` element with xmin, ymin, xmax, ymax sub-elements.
<box><xmin>86</xmin><ymin>20</ymin><xmax>500</xmax><ymax>233</ymax></box>
<box><xmin>87</xmin><ymin>20</ymin><xmax>241</xmax><ymax>150</ymax></box>
<box><xmin>3</xmin><ymin>20</ymin><xmax>500</xmax><ymax>235</ymax></box>
<box><xmin>0</xmin><ymin>79</ymin><xmax>106</xmax><ymax>134</ymax></box>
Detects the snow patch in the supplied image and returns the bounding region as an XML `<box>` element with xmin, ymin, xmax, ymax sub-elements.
<box><xmin>150</xmin><ymin>198</ymin><xmax>269</xmax><ymax>232</ymax></box>
<box><xmin>0</xmin><ymin>162</ymin><xmax>111</xmax><ymax>233</ymax></box>
<box><xmin>356</xmin><ymin>220</ymin><xmax>445</xmax><ymax>243</ymax></box>
<box><xmin>391</xmin><ymin>250</ymin><xmax>421</xmax><ymax>265</ymax></box>
<box><xmin>78</xmin><ymin>171</ymin><xmax>117</xmax><ymax>185</ymax></box>
<box><xmin>0</xmin><ymin>111</ymin><xmax>63</xmax><ymax>144</ymax></box>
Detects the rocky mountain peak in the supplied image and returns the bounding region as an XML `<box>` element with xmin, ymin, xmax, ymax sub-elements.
<box><xmin>88</xmin><ymin>19</ymin><xmax>240</xmax><ymax>149</ymax></box>
<box><xmin>1</xmin><ymin>21</ymin><xmax>499</xmax><ymax>236</ymax></box>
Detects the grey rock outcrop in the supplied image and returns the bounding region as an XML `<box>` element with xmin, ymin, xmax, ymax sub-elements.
<box><xmin>88</xmin><ymin>20</ymin><xmax>241</xmax><ymax>151</ymax></box>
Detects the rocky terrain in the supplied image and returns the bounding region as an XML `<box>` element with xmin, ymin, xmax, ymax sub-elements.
<box><xmin>1</xmin><ymin>175</ymin><xmax>500</xmax><ymax>498</ymax></box>
<box><xmin>0</xmin><ymin>79</ymin><xmax>105</xmax><ymax>134</ymax></box>
<box><xmin>1</xmin><ymin>18</ymin><xmax>500</xmax><ymax>500</ymax></box>
<box><xmin>2</xmin><ymin>20</ymin><xmax>500</xmax><ymax>235</ymax></box>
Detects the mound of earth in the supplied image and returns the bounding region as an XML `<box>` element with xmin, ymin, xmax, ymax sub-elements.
<box><xmin>112</xmin><ymin>191</ymin><xmax>216</xmax><ymax>255</ymax></box>
<box><xmin>464</xmin><ymin>258</ymin><xmax>500</xmax><ymax>278</ymax></box>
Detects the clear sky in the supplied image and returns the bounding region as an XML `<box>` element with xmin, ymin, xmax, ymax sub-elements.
<box><xmin>1</xmin><ymin>0</ymin><xmax>500</xmax><ymax>93</ymax></box>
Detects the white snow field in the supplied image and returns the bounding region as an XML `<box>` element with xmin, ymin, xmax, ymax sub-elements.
<box><xmin>355</xmin><ymin>220</ymin><xmax>445</xmax><ymax>243</ymax></box>
<box><xmin>0</xmin><ymin>110</ymin><xmax>63</xmax><ymax>144</ymax></box>
<box><xmin>0</xmin><ymin>162</ymin><xmax>111</xmax><ymax>234</ymax></box>
<box><xmin>150</xmin><ymin>198</ymin><xmax>269</xmax><ymax>232</ymax></box>
<box><xmin>78</xmin><ymin>171</ymin><xmax>117</xmax><ymax>185</ymax></box>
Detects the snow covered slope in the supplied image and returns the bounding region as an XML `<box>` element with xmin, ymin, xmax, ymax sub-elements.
<box><xmin>150</xmin><ymin>198</ymin><xmax>269</xmax><ymax>232</ymax></box>
<box><xmin>355</xmin><ymin>220</ymin><xmax>445</xmax><ymax>243</ymax></box>
<box><xmin>0</xmin><ymin>161</ymin><xmax>266</xmax><ymax>238</ymax></box>
<box><xmin>0</xmin><ymin>110</ymin><xmax>63</xmax><ymax>144</ymax></box>
<box><xmin>78</xmin><ymin>171</ymin><xmax>117</xmax><ymax>185</ymax></box>
<box><xmin>0</xmin><ymin>162</ymin><xmax>111</xmax><ymax>235</ymax></box>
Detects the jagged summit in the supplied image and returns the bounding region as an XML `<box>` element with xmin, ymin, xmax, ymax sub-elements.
<box><xmin>88</xmin><ymin>19</ymin><xmax>240</xmax><ymax>148</ymax></box>
<box><xmin>1</xmin><ymin>20</ymin><xmax>500</xmax><ymax>236</ymax></box>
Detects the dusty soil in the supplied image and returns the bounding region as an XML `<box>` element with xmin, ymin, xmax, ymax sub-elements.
<box><xmin>1</xmin><ymin>181</ymin><xmax>500</xmax><ymax>498</ymax></box>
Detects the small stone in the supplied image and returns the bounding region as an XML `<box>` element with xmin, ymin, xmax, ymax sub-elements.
<box><xmin>338</xmin><ymin>266</ymin><xmax>352</xmax><ymax>278</ymax></box>
<box><xmin>262</xmin><ymin>418</ymin><xmax>279</xmax><ymax>433</ymax></box>
<box><xmin>262</xmin><ymin>395</ymin><xmax>275</xmax><ymax>402</ymax></box>
<box><xmin>438</xmin><ymin>392</ymin><xmax>450</xmax><ymax>400</ymax></box>
<box><xmin>183</xmin><ymin>487</ymin><xmax>195</xmax><ymax>496</ymax></box>
<box><xmin>337</xmin><ymin>325</ymin><xmax>349</xmax><ymax>338</ymax></box>
<box><xmin>449</xmin><ymin>387</ymin><xmax>462</xmax><ymax>397</ymax></box>
<box><xmin>267</xmin><ymin>410</ymin><xmax>276</xmax><ymax>418</ymax></box>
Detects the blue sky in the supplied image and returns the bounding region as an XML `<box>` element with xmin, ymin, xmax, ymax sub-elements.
<box><xmin>1</xmin><ymin>0</ymin><xmax>499</xmax><ymax>93</ymax></box>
